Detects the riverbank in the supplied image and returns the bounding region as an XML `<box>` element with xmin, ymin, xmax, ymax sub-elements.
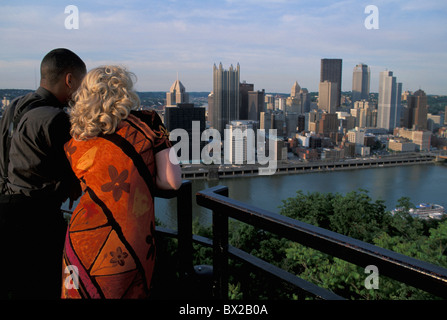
<box><xmin>180</xmin><ymin>152</ymin><xmax>440</xmax><ymax>180</ymax></box>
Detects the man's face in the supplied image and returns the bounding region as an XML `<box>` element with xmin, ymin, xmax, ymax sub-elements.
<box><xmin>67</xmin><ymin>70</ymin><xmax>86</xmax><ymax>103</ymax></box>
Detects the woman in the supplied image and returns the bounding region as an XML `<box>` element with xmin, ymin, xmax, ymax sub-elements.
<box><xmin>61</xmin><ymin>66</ymin><xmax>182</xmax><ymax>299</ymax></box>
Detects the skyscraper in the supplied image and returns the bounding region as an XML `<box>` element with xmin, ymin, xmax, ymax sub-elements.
<box><xmin>352</xmin><ymin>100</ymin><xmax>374</xmax><ymax>128</ymax></box>
<box><xmin>166</xmin><ymin>76</ymin><xmax>189</xmax><ymax>106</ymax></box>
<box><xmin>407</xmin><ymin>89</ymin><xmax>428</xmax><ymax>130</ymax></box>
<box><xmin>352</xmin><ymin>63</ymin><xmax>370</xmax><ymax>103</ymax></box>
<box><xmin>318</xmin><ymin>112</ymin><xmax>338</xmax><ymax>138</ymax></box>
<box><xmin>291</xmin><ymin>81</ymin><xmax>301</xmax><ymax>98</ymax></box>
<box><xmin>211</xmin><ymin>63</ymin><xmax>240</xmax><ymax>135</ymax></box>
<box><xmin>239</xmin><ymin>81</ymin><xmax>254</xmax><ymax>120</ymax></box>
<box><xmin>164</xmin><ymin>103</ymin><xmax>206</xmax><ymax>163</ymax></box>
<box><xmin>224</xmin><ymin>120</ymin><xmax>256</xmax><ymax>164</ymax></box>
<box><xmin>318</xmin><ymin>80</ymin><xmax>338</xmax><ymax>114</ymax></box>
<box><xmin>287</xmin><ymin>81</ymin><xmax>310</xmax><ymax>114</ymax></box>
<box><xmin>247</xmin><ymin>89</ymin><xmax>265</xmax><ymax>122</ymax></box>
<box><xmin>320</xmin><ymin>58</ymin><xmax>342</xmax><ymax>109</ymax></box>
<box><xmin>377</xmin><ymin>70</ymin><xmax>402</xmax><ymax>132</ymax></box>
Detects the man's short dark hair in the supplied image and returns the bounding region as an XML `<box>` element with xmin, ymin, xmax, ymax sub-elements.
<box><xmin>40</xmin><ymin>48</ymin><xmax>86</xmax><ymax>85</ymax></box>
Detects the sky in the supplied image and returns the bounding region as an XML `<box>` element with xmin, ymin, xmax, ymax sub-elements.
<box><xmin>0</xmin><ymin>0</ymin><xmax>446</xmax><ymax>94</ymax></box>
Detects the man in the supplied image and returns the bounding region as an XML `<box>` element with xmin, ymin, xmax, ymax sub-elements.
<box><xmin>0</xmin><ymin>48</ymin><xmax>86</xmax><ymax>299</ymax></box>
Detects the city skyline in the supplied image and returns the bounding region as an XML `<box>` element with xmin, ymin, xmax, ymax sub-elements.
<box><xmin>0</xmin><ymin>1</ymin><xmax>446</xmax><ymax>94</ymax></box>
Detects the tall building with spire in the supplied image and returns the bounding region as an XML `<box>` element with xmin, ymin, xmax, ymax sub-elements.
<box><xmin>166</xmin><ymin>75</ymin><xmax>189</xmax><ymax>106</ymax></box>
<box><xmin>164</xmin><ymin>77</ymin><xmax>205</xmax><ymax>163</ymax></box>
<box><xmin>211</xmin><ymin>63</ymin><xmax>240</xmax><ymax>135</ymax></box>
<box><xmin>291</xmin><ymin>81</ymin><xmax>301</xmax><ymax>97</ymax></box>
<box><xmin>286</xmin><ymin>81</ymin><xmax>310</xmax><ymax>114</ymax></box>
<box><xmin>377</xmin><ymin>70</ymin><xmax>402</xmax><ymax>132</ymax></box>
<box><xmin>352</xmin><ymin>63</ymin><xmax>370</xmax><ymax>103</ymax></box>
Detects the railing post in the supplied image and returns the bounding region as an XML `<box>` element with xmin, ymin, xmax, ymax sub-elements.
<box><xmin>176</xmin><ymin>180</ymin><xmax>194</xmax><ymax>280</ymax></box>
<box><xmin>212</xmin><ymin>187</ymin><xmax>229</xmax><ymax>299</ymax></box>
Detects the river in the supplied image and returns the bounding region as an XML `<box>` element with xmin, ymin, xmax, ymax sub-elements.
<box><xmin>155</xmin><ymin>162</ymin><xmax>447</xmax><ymax>229</ymax></box>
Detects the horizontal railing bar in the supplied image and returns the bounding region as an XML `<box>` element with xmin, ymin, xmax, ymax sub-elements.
<box><xmin>153</xmin><ymin>187</ymin><xmax>182</xmax><ymax>199</ymax></box>
<box><xmin>228</xmin><ymin>246</ymin><xmax>345</xmax><ymax>300</ymax></box>
<box><xmin>189</xmin><ymin>233</ymin><xmax>342</xmax><ymax>300</ymax></box>
<box><xmin>192</xmin><ymin>234</ymin><xmax>213</xmax><ymax>247</ymax></box>
<box><xmin>196</xmin><ymin>186</ymin><xmax>447</xmax><ymax>299</ymax></box>
<box><xmin>154</xmin><ymin>226</ymin><xmax>178</xmax><ymax>238</ymax></box>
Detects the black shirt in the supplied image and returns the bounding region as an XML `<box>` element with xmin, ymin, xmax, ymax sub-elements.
<box><xmin>0</xmin><ymin>87</ymin><xmax>79</xmax><ymax>205</ymax></box>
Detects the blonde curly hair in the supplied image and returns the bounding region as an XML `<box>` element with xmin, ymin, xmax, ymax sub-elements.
<box><xmin>69</xmin><ymin>65</ymin><xmax>140</xmax><ymax>140</ymax></box>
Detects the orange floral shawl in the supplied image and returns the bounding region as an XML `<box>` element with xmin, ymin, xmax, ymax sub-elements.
<box><xmin>61</xmin><ymin>110</ymin><xmax>171</xmax><ymax>299</ymax></box>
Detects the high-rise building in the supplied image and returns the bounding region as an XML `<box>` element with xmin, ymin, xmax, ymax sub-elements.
<box><xmin>286</xmin><ymin>81</ymin><xmax>310</xmax><ymax>114</ymax></box>
<box><xmin>224</xmin><ymin>120</ymin><xmax>257</xmax><ymax>164</ymax></box>
<box><xmin>407</xmin><ymin>89</ymin><xmax>428</xmax><ymax>130</ymax></box>
<box><xmin>247</xmin><ymin>89</ymin><xmax>265</xmax><ymax>123</ymax></box>
<box><xmin>352</xmin><ymin>63</ymin><xmax>370</xmax><ymax>103</ymax></box>
<box><xmin>166</xmin><ymin>77</ymin><xmax>189</xmax><ymax>107</ymax></box>
<box><xmin>239</xmin><ymin>81</ymin><xmax>254</xmax><ymax>120</ymax></box>
<box><xmin>260</xmin><ymin>111</ymin><xmax>271</xmax><ymax>130</ymax></box>
<box><xmin>291</xmin><ymin>81</ymin><xmax>301</xmax><ymax>97</ymax></box>
<box><xmin>211</xmin><ymin>63</ymin><xmax>240</xmax><ymax>136</ymax></box>
<box><xmin>297</xmin><ymin>114</ymin><xmax>306</xmax><ymax>133</ymax></box>
<box><xmin>287</xmin><ymin>82</ymin><xmax>301</xmax><ymax>114</ymax></box>
<box><xmin>318</xmin><ymin>80</ymin><xmax>338</xmax><ymax>114</ymax></box>
<box><xmin>308</xmin><ymin>109</ymin><xmax>320</xmax><ymax>133</ymax></box>
<box><xmin>377</xmin><ymin>70</ymin><xmax>402</xmax><ymax>132</ymax></box>
<box><xmin>318</xmin><ymin>112</ymin><xmax>338</xmax><ymax>138</ymax></box>
<box><xmin>265</xmin><ymin>94</ymin><xmax>275</xmax><ymax>110</ymax></box>
<box><xmin>270</xmin><ymin>111</ymin><xmax>286</xmax><ymax>137</ymax></box>
<box><xmin>320</xmin><ymin>58</ymin><xmax>342</xmax><ymax>109</ymax></box>
<box><xmin>351</xmin><ymin>100</ymin><xmax>374</xmax><ymax>128</ymax></box>
<box><xmin>427</xmin><ymin>113</ymin><xmax>443</xmax><ymax>132</ymax></box>
<box><xmin>164</xmin><ymin>103</ymin><xmax>206</xmax><ymax>163</ymax></box>
<box><xmin>275</xmin><ymin>96</ymin><xmax>286</xmax><ymax>112</ymax></box>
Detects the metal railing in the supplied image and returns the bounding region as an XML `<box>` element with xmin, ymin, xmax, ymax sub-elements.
<box><xmin>195</xmin><ymin>185</ymin><xmax>447</xmax><ymax>300</ymax></box>
<box><xmin>153</xmin><ymin>180</ymin><xmax>194</xmax><ymax>281</ymax></box>
<box><xmin>154</xmin><ymin>180</ymin><xmax>447</xmax><ymax>300</ymax></box>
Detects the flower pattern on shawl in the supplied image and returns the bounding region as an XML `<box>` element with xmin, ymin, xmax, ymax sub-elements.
<box><xmin>109</xmin><ymin>247</ymin><xmax>128</xmax><ymax>266</ymax></box>
<box><xmin>101</xmin><ymin>165</ymin><xmax>131</xmax><ymax>201</ymax></box>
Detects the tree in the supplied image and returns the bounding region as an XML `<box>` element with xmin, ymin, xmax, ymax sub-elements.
<box><xmin>223</xmin><ymin>189</ymin><xmax>447</xmax><ymax>299</ymax></box>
